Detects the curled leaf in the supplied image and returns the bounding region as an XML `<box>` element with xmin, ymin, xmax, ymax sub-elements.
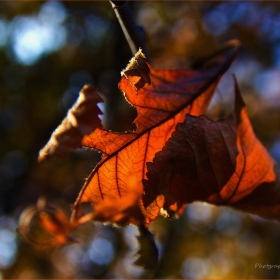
<box><xmin>17</xmin><ymin>197</ymin><xmax>74</xmax><ymax>247</ymax></box>
<box><xmin>121</xmin><ymin>49</ymin><xmax>151</xmax><ymax>90</ymax></box>
<box><xmin>38</xmin><ymin>84</ymin><xmax>103</xmax><ymax>162</ymax></box>
<box><xmin>143</xmin><ymin>77</ymin><xmax>279</xmax><ymax>221</ymax></box>
<box><xmin>17</xmin><ymin>197</ymin><xmax>94</xmax><ymax>247</ymax></box>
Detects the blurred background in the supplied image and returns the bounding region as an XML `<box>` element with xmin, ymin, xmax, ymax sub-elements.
<box><xmin>0</xmin><ymin>1</ymin><xmax>280</xmax><ymax>278</ymax></box>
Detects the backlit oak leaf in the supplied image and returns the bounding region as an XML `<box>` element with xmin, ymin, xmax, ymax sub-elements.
<box><xmin>71</xmin><ymin>41</ymin><xmax>240</xmax><ymax>226</ymax></box>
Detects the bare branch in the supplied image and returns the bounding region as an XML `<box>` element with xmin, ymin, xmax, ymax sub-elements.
<box><xmin>110</xmin><ymin>1</ymin><xmax>147</xmax><ymax>56</ymax></box>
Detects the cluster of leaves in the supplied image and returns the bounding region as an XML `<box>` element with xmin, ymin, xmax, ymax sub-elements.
<box><xmin>17</xmin><ymin>33</ymin><xmax>280</xmax><ymax>270</ymax></box>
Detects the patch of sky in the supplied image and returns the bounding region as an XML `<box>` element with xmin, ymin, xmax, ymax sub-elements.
<box><xmin>203</xmin><ymin>8</ymin><xmax>229</xmax><ymax>36</ymax></box>
<box><xmin>254</xmin><ymin>68</ymin><xmax>280</xmax><ymax>103</ymax></box>
<box><xmin>270</xmin><ymin>139</ymin><xmax>280</xmax><ymax>164</ymax></box>
<box><xmin>232</xmin><ymin>57</ymin><xmax>263</xmax><ymax>84</ymax></box>
<box><xmin>9</xmin><ymin>1</ymin><xmax>67</xmax><ymax>65</ymax></box>
<box><xmin>38</xmin><ymin>1</ymin><xmax>67</xmax><ymax>25</ymax></box>
<box><xmin>202</xmin><ymin>2</ymin><xmax>259</xmax><ymax>36</ymax></box>
<box><xmin>256</xmin><ymin>9</ymin><xmax>280</xmax><ymax>44</ymax></box>
<box><xmin>272</xmin><ymin>43</ymin><xmax>280</xmax><ymax>67</ymax></box>
<box><xmin>230</xmin><ymin>2</ymin><xmax>261</xmax><ymax>27</ymax></box>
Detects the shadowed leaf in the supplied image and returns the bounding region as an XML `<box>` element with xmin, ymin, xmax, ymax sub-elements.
<box><xmin>134</xmin><ymin>225</ymin><xmax>158</xmax><ymax>272</ymax></box>
<box><xmin>143</xmin><ymin>77</ymin><xmax>279</xmax><ymax>221</ymax></box>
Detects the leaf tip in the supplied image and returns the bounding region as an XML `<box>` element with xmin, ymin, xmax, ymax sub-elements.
<box><xmin>38</xmin><ymin>150</ymin><xmax>49</xmax><ymax>163</ymax></box>
<box><xmin>121</xmin><ymin>48</ymin><xmax>151</xmax><ymax>91</ymax></box>
<box><xmin>38</xmin><ymin>84</ymin><xmax>104</xmax><ymax>162</ymax></box>
<box><xmin>233</xmin><ymin>75</ymin><xmax>245</xmax><ymax>106</ymax></box>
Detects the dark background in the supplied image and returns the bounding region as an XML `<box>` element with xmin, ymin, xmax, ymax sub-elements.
<box><xmin>0</xmin><ymin>1</ymin><xmax>280</xmax><ymax>278</ymax></box>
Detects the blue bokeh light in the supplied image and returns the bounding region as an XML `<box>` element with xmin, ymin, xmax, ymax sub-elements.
<box><xmin>87</xmin><ymin>237</ymin><xmax>114</xmax><ymax>266</ymax></box>
<box><xmin>181</xmin><ymin>257</ymin><xmax>210</xmax><ymax>279</ymax></box>
<box><xmin>203</xmin><ymin>9</ymin><xmax>229</xmax><ymax>36</ymax></box>
<box><xmin>9</xmin><ymin>1</ymin><xmax>67</xmax><ymax>65</ymax></box>
<box><xmin>0</xmin><ymin>217</ymin><xmax>18</xmax><ymax>269</ymax></box>
<box><xmin>270</xmin><ymin>139</ymin><xmax>280</xmax><ymax>164</ymax></box>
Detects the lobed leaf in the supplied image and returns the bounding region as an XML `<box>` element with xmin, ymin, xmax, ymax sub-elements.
<box><xmin>71</xmin><ymin>41</ymin><xmax>240</xmax><ymax>226</ymax></box>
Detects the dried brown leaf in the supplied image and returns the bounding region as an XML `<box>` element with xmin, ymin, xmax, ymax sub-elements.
<box><xmin>38</xmin><ymin>84</ymin><xmax>103</xmax><ymax>162</ymax></box>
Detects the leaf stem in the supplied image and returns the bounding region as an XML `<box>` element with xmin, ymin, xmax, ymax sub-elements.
<box><xmin>110</xmin><ymin>1</ymin><xmax>147</xmax><ymax>56</ymax></box>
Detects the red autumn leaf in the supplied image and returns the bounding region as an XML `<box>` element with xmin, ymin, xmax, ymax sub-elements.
<box><xmin>38</xmin><ymin>84</ymin><xmax>103</xmax><ymax>162</ymax></box>
<box><xmin>71</xmin><ymin>41</ymin><xmax>240</xmax><ymax>226</ymax></box>
<box><xmin>143</xmin><ymin>77</ymin><xmax>279</xmax><ymax>221</ymax></box>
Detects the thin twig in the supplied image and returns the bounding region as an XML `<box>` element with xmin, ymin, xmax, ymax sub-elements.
<box><xmin>110</xmin><ymin>1</ymin><xmax>147</xmax><ymax>56</ymax></box>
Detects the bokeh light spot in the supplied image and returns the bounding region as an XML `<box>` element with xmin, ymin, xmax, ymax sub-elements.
<box><xmin>254</xmin><ymin>68</ymin><xmax>280</xmax><ymax>105</ymax></box>
<box><xmin>0</xmin><ymin>219</ymin><xmax>18</xmax><ymax>269</ymax></box>
<box><xmin>52</xmin><ymin>244</ymin><xmax>84</xmax><ymax>277</ymax></box>
<box><xmin>237</xmin><ymin>231</ymin><xmax>262</xmax><ymax>257</ymax></box>
<box><xmin>181</xmin><ymin>257</ymin><xmax>210</xmax><ymax>278</ymax></box>
<box><xmin>203</xmin><ymin>9</ymin><xmax>229</xmax><ymax>35</ymax></box>
<box><xmin>10</xmin><ymin>12</ymin><xmax>66</xmax><ymax>65</ymax></box>
<box><xmin>38</xmin><ymin>1</ymin><xmax>67</xmax><ymax>25</ymax></box>
<box><xmin>185</xmin><ymin>202</ymin><xmax>213</xmax><ymax>224</ymax></box>
<box><xmin>215</xmin><ymin>208</ymin><xmax>242</xmax><ymax>237</ymax></box>
<box><xmin>87</xmin><ymin>237</ymin><xmax>114</xmax><ymax>266</ymax></box>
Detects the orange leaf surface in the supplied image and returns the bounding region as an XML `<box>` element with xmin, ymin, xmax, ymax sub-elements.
<box><xmin>143</xmin><ymin>77</ymin><xmax>279</xmax><ymax>221</ymax></box>
<box><xmin>38</xmin><ymin>84</ymin><xmax>103</xmax><ymax>162</ymax></box>
<box><xmin>71</xmin><ymin>41</ymin><xmax>240</xmax><ymax>226</ymax></box>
